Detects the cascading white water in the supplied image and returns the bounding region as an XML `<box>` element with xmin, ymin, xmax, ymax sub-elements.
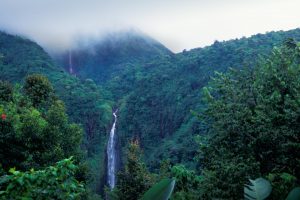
<box><xmin>69</xmin><ymin>50</ymin><xmax>73</xmax><ymax>74</ymax></box>
<box><xmin>107</xmin><ymin>111</ymin><xmax>117</xmax><ymax>189</ymax></box>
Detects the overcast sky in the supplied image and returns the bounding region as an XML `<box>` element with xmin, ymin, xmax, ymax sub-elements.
<box><xmin>0</xmin><ymin>0</ymin><xmax>299</xmax><ymax>52</ymax></box>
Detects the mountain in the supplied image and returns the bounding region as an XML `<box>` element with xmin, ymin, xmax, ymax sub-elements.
<box><xmin>111</xmin><ymin>28</ymin><xmax>300</xmax><ymax>169</ymax></box>
<box><xmin>2</xmin><ymin>28</ymin><xmax>300</xmax><ymax>198</ymax></box>
<box><xmin>52</xmin><ymin>28</ymin><xmax>300</xmax><ymax>170</ymax></box>
<box><xmin>0</xmin><ymin>31</ymin><xmax>112</xmax><ymax>193</ymax></box>
<box><xmin>54</xmin><ymin>30</ymin><xmax>173</xmax><ymax>84</ymax></box>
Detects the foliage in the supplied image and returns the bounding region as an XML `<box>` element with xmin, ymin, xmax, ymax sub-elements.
<box><xmin>0</xmin><ymin>31</ymin><xmax>112</xmax><ymax>195</ymax></box>
<box><xmin>0</xmin><ymin>77</ymin><xmax>83</xmax><ymax>172</ymax></box>
<box><xmin>55</xmin><ymin>30</ymin><xmax>172</xmax><ymax>84</ymax></box>
<box><xmin>200</xmin><ymin>40</ymin><xmax>300</xmax><ymax>198</ymax></box>
<box><xmin>0</xmin><ymin>157</ymin><xmax>85</xmax><ymax>200</ymax></box>
<box><xmin>2</xmin><ymin>28</ymin><xmax>300</xmax><ymax>199</ymax></box>
<box><xmin>244</xmin><ymin>177</ymin><xmax>300</xmax><ymax>200</ymax></box>
<box><xmin>141</xmin><ymin>178</ymin><xmax>175</xmax><ymax>200</ymax></box>
<box><xmin>24</xmin><ymin>74</ymin><xmax>54</xmax><ymax>107</ymax></box>
<box><xmin>267</xmin><ymin>172</ymin><xmax>297</xmax><ymax>199</ymax></box>
<box><xmin>63</xmin><ymin>79</ymin><xmax>112</xmax><ymax>155</ymax></box>
<box><xmin>157</xmin><ymin>160</ymin><xmax>202</xmax><ymax>199</ymax></box>
<box><xmin>169</xmin><ymin>165</ymin><xmax>202</xmax><ymax>199</ymax></box>
<box><xmin>113</xmin><ymin>141</ymin><xmax>154</xmax><ymax>200</ymax></box>
<box><xmin>0</xmin><ymin>29</ymin><xmax>112</xmax><ymax>152</ymax></box>
<box><xmin>244</xmin><ymin>178</ymin><xmax>272</xmax><ymax>200</ymax></box>
<box><xmin>0</xmin><ymin>81</ymin><xmax>13</xmax><ymax>102</ymax></box>
<box><xmin>113</xmin><ymin>28</ymin><xmax>300</xmax><ymax>170</ymax></box>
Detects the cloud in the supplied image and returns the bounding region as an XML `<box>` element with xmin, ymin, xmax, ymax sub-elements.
<box><xmin>0</xmin><ymin>0</ymin><xmax>299</xmax><ymax>52</ymax></box>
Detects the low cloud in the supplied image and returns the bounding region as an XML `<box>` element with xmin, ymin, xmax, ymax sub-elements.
<box><xmin>0</xmin><ymin>0</ymin><xmax>299</xmax><ymax>52</ymax></box>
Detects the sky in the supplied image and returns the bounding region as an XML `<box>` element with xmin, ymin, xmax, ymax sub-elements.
<box><xmin>0</xmin><ymin>0</ymin><xmax>299</xmax><ymax>52</ymax></box>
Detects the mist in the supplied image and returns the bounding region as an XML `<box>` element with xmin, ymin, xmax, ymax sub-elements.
<box><xmin>0</xmin><ymin>0</ymin><xmax>299</xmax><ymax>52</ymax></box>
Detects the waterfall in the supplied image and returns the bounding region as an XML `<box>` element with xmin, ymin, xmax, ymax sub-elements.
<box><xmin>107</xmin><ymin>110</ymin><xmax>117</xmax><ymax>189</ymax></box>
<box><xmin>68</xmin><ymin>50</ymin><xmax>73</xmax><ymax>74</ymax></box>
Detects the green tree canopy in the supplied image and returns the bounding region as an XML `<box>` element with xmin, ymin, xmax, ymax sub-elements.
<box><xmin>200</xmin><ymin>40</ymin><xmax>300</xmax><ymax>199</ymax></box>
<box><xmin>24</xmin><ymin>74</ymin><xmax>54</xmax><ymax>107</ymax></box>
<box><xmin>114</xmin><ymin>141</ymin><xmax>154</xmax><ymax>200</ymax></box>
<box><xmin>0</xmin><ymin>81</ymin><xmax>13</xmax><ymax>102</ymax></box>
<box><xmin>0</xmin><ymin>157</ymin><xmax>85</xmax><ymax>200</ymax></box>
<box><xmin>0</xmin><ymin>75</ymin><xmax>83</xmax><ymax>171</ymax></box>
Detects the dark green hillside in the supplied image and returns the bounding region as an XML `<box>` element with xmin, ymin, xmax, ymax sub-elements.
<box><xmin>0</xmin><ymin>31</ymin><xmax>112</xmax><ymax>194</ymax></box>
<box><xmin>2</xmin><ymin>28</ymin><xmax>300</xmax><ymax>199</ymax></box>
<box><xmin>55</xmin><ymin>30</ymin><xmax>173</xmax><ymax>84</ymax></box>
<box><xmin>0</xmin><ymin>32</ymin><xmax>58</xmax><ymax>80</ymax></box>
<box><xmin>114</xmin><ymin>28</ymin><xmax>300</xmax><ymax>170</ymax></box>
<box><xmin>53</xmin><ymin>28</ymin><xmax>300</xmax><ymax>171</ymax></box>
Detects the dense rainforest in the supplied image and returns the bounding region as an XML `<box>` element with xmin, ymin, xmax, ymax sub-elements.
<box><xmin>56</xmin><ymin>28</ymin><xmax>300</xmax><ymax>171</ymax></box>
<box><xmin>0</xmin><ymin>32</ymin><xmax>112</xmax><ymax>197</ymax></box>
<box><xmin>1</xmin><ymin>28</ymin><xmax>300</xmax><ymax>199</ymax></box>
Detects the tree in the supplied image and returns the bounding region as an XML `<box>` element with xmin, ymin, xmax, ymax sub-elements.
<box><xmin>0</xmin><ymin>77</ymin><xmax>83</xmax><ymax>171</ymax></box>
<box><xmin>200</xmin><ymin>40</ymin><xmax>300</xmax><ymax>198</ymax></box>
<box><xmin>0</xmin><ymin>81</ymin><xmax>13</xmax><ymax>102</ymax></box>
<box><xmin>45</xmin><ymin>100</ymin><xmax>82</xmax><ymax>159</ymax></box>
<box><xmin>169</xmin><ymin>165</ymin><xmax>201</xmax><ymax>200</ymax></box>
<box><xmin>24</xmin><ymin>74</ymin><xmax>54</xmax><ymax>107</ymax></box>
<box><xmin>114</xmin><ymin>140</ymin><xmax>154</xmax><ymax>200</ymax></box>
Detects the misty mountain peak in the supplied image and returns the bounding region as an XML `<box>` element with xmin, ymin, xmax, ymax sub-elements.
<box><xmin>54</xmin><ymin>30</ymin><xmax>173</xmax><ymax>83</ymax></box>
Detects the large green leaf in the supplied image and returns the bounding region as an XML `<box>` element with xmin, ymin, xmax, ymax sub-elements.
<box><xmin>141</xmin><ymin>178</ymin><xmax>175</xmax><ymax>200</ymax></box>
<box><xmin>244</xmin><ymin>178</ymin><xmax>272</xmax><ymax>200</ymax></box>
<box><xmin>286</xmin><ymin>187</ymin><xmax>300</xmax><ymax>200</ymax></box>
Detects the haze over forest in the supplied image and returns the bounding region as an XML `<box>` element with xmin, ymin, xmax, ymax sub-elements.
<box><xmin>1</xmin><ymin>0</ymin><xmax>300</xmax><ymax>52</ymax></box>
<box><xmin>0</xmin><ymin>1</ymin><xmax>300</xmax><ymax>200</ymax></box>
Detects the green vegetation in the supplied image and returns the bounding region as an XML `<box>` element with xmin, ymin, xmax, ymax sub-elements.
<box><xmin>0</xmin><ymin>158</ymin><xmax>85</xmax><ymax>200</ymax></box>
<box><xmin>107</xmin><ymin>141</ymin><xmax>197</xmax><ymax>200</ymax></box>
<box><xmin>244</xmin><ymin>177</ymin><xmax>300</xmax><ymax>200</ymax></box>
<box><xmin>110</xmin><ymin>141</ymin><xmax>154</xmax><ymax>200</ymax></box>
<box><xmin>169</xmin><ymin>165</ymin><xmax>202</xmax><ymax>199</ymax></box>
<box><xmin>1</xmin><ymin>28</ymin><xmax>300</xmax><ymax>199</ymax></box>
<box><xmin>141</xmin><ymin>178</ymin><xmax>175</xmax><ymax>200</ymax></box>
<box><xmin>23</xmin><ymin>74</ymin><xmax>54</xmax><ymax>107</ymax></box>
<box><xmin>54</xmin><ymin>30</ymin><xmax>172</xmax><ymax>84</ymax></box>
<box><xmin>0</xmin><ymin>31</ymin><xmax>112</xmax><ymax>195</ymax></box>
<box><xmin>0</xmin><ymin>76</ymin><xmax>87</xmax><ymax>199</ymax></box>
<box><xmin>0</xmin><ymin>76</ymin><xmax>82</xmax><ymax>171</ymax></box>
<box><xmin>200</xmin><ymin>40</ymin><xmax>300</xmax><ymax>199</ymax></box>
<box><xmin>111</xmin><ymin>28</ymin><xmax>300</xmax><ymax>171</ymax></box>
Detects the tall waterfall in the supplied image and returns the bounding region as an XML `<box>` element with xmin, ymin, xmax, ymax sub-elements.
<box><xmin>68</xmin><ymin>50</ymin><xmax>73</xmax><ymax>74</ymax></box>
<box><xmin>107</xmin><ymin>111</ymin><xmax>117</xmax><ymax>189</ymax></box>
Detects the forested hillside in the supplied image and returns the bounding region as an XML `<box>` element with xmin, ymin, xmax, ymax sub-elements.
<box><xmin>109</xmin><ymin>36</ymin><xmax>300</xmax><ymax>200</ymax></box>
<box><xmin>0</xmin><ymin>75</ymin><xmax>86</xmax><ymax>199</ymax></box>
<box><xmin>108</xmin><ymin>38</ymin><xmax>300</xmax><ymax>199</ymax></box>
<box><xmin>54</xmin><ymin>30</ymin><xmax>173</xmax><ymax>85</ymax></box>
<box><xmin>60</xmin><ymin>28</ymin><xmax>300</xmax><ymax>171</ymax></box>
<box><xmin>56</xmin><ymin>29</ymin><xmax>300</xmax><ymax>171</ymax></box>
<box><xmin>199</xmin><ymin>39</ymin><xmax>300</xmax><ymax>199</ymax></box>
<box><xmin>0</xmin><ymin>31</ymin><xmax>112</xmax><ymax>195</ymax></box>
<box><xmin>1</xmin><ymin>28</ymin><xmax>300</xmax><ymax>199</ymax></box>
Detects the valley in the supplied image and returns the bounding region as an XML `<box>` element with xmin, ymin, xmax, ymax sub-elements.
<box><xmin>1</xmin><ymin>28</ymin><xmax>300</xmax><ymax>199</ymax></box>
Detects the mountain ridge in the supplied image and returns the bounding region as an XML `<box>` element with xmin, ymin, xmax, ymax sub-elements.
<box><xmin>2</xmin><ymin>28</ymin><xmax>300</xmax><ymax>196</ymax></box>
<box><xmin>53</xmin><ymin>30</ymin><xmax>173</xmax><ymax>84</ymax></box>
